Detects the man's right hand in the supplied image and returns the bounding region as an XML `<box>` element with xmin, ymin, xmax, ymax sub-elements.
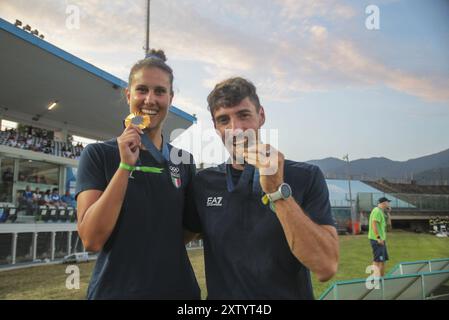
<box><xmin>117</xmin><ymin>125</ymin><xmax>143</xmax><ymax>166</ymax></box>
<box><xmin>377</xmin><ymin>239</ymin><xmax>385</xmax><ymax>246</ymax></box>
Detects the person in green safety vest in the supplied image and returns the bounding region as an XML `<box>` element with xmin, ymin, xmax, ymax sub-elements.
<box><xmin>368</xmin><ymin>197</ymin><xmax>392</xmax><ymax>277</ymax></box>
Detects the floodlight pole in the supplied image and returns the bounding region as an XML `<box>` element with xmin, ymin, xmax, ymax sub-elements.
<box><xmin>344</xmin><ymin>154</ymin><xmax>356</xmax><ymax>235</ymax></box>
<box><xmin>145</xmin><ymin>0</ymin><xmax>151</xmax><ymax>56</ymax></box>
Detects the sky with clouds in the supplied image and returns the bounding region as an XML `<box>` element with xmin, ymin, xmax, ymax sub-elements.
<box><xmin>1</xmin><ymin>0</ymin><xmax>449</xmax><ymax>163</ymax></box>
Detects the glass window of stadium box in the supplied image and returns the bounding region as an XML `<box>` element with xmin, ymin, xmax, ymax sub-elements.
<box><xmin>17</xmin><ymin>159</ymin><xmax>59</xmax><ymax>186</ymax></box>
<box><xmin>0</xmin><ymin>157</ymin><xmax>14</xmax><ymax>203</ymax></box>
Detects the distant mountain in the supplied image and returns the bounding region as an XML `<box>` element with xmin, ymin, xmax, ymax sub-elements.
<box><xmin>307</xmin><ymin>157</ymin><xmax>346</xmax><ymax>172</ymax></box>
<box><xmin>414</xmin><ymin>167</ymin><xmax>449</xmax><ymax>185</ymax></box>
<box><xmin>307</xmin><ymin>148</ymin><xmax>449</xmax><ymax>184</ymax></box>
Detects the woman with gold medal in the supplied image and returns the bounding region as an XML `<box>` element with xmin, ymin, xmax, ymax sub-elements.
<box><xmin>75</xmin><ymin>50</ymin><xmax>200</xmax><ymax>299</ymax></box>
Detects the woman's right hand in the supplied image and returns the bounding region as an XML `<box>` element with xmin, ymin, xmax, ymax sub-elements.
<box><xmin>117</xmin><ymin>125</ymin><xmax>143</xmax><ymax>166</ymax></box>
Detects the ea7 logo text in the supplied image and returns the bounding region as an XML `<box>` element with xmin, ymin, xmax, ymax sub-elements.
<box><xmin>206</xmin><ymin>197</ymin><xmax>223</xmax><ymax>207</ymax></box>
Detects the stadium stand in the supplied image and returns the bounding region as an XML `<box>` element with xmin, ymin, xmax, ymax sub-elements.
<box><xmin>0</xmin><ymin>127</ymin><xmax>84</xmax><ymax>160</ymax></box>
<box><xmin>365</xmin><ymin>178</ymin><xmax>449</xmax><ymax>195</ymax></box>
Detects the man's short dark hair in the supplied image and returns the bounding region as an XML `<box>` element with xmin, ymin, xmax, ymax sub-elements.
<box><xmin>207</xmin><ymin>77</ymin><xmax>261</xmax><ymax>117</ymax></box>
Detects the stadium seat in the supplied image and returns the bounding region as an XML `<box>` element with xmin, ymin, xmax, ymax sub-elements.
<box><xmin>7</xmin><ymin>206</ymin><xmax>17</xmax><ymax>223</ymax></box>
<box><xmin>48</xmin><ymin>205</ymin><xmax>58</xmax><ymax>222</ymax></box>
<box><xmin>67</xmin><ymin>207</ymin><xmax>76</xmax><ymax>223</ymax></box>
<box><xmin>38</xmin><ymin>205</ymin><xmax>49</xmax><ymax>222</ymax></box>
<box><xmin>58</xmin><ymin>206</ymin><xmax>67</xmax><ymax>222</ymax></box>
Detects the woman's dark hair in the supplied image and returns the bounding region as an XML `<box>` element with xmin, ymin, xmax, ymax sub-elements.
<box><xmin>128</xmin><ymin>49</ymin><xmax>174</xmax><ymax>94</ymax></box>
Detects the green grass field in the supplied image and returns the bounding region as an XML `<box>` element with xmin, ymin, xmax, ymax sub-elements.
<box><xmin>0</xmin><ymin>230</ymin><xmax>448</xmax><ymax>300</ymax></box>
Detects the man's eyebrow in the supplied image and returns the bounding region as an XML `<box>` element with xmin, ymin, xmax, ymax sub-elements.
<box><xmin>236</xmin><ymin>109</ymin><xmax>252</xmax><ymax>113</ymax></box>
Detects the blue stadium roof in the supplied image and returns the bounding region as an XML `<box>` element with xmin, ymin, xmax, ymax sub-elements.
<box><xmin>0</xmin><ymin>17</ymin><xmax>196</xmax><ymax>140</ymax></box>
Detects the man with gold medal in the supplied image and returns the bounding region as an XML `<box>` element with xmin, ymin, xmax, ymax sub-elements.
<box><xmin>75</xmin><ymin>50</ymin><xmax>200</xmax><ymax>300</ymax></box>
<box><xmin>185</xmin><ymin>77</ymin><xmax>339</xmax><ymax>299</ymax></box>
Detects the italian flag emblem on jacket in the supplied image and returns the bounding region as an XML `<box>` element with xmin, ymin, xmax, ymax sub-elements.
<box><xmin>169</xmin><ymin>165</ymin><xmax>181</xmax><ymax>188</ymax></box>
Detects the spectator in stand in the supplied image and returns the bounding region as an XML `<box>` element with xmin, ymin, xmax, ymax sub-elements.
<box><xmin>33</xmin><ymin>187</ymin><xmax>42</xmax><ymax>204</ymax></box>
<box><xmin>34</xmin><ymin>140</ymin><xmax>41</xmax><ymax>152</ymax></box>
<box><xmin>20</xmin><ymin>185</ymin><xmax>35</xmax><ymax>215</ymax></box>
<box><xmin>8</xmin><ymin>139</ymin><xmax>17</xmax><ymax>147</ymax></box>
<box><xmin>37</xmin><ymin>191</ymin><xmax>46</xmax><ymax>205</ymax></box>
<box><xmin>61</xmin><ymin>190</ymin><xmax>76</xmax><ymax>208</ymax></box>
<box><xmin>17</xmin><ymin>138</ymin><xmax>24</xmax><ymax>149</ymax></box>
<box><xmin>43</xmin><ymin>189</ymin><xmax>51</xmax><ymax>204</ymax></box>
<box><xmin>26</xmin><ymin>134</ymin><xmax>33</xmax><ymax>146</ymax></box>
<box><xmin>23</xmin><ymin>185</ymin><xmax>33</xmax><ymax>201</ymax></box>
<box><xmin>2</xmin><ymin>168</ymin><xmax>13</xmax><ymax>184</ymax></box>
<box><xmin>50</xmin><ymin>188</ymin><xmax>62</xmax><ymax>206</ymax></box>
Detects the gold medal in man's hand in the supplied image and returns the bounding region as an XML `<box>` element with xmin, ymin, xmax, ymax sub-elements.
<box><xmin>124</xmin><ymin>112</ymin><xmax>151</xmax><ymax>130</ymax></box>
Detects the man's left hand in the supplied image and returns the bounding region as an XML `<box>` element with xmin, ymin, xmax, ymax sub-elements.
<box><xmin>242</xmin><ymin>143</ymin><xmax>285</xmax><ymax>193</ymax></box>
